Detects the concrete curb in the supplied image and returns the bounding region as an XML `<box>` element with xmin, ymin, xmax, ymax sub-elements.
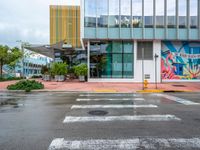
<box><xmin>137</xmin><ymin>89</ymin><xmax>192</xmax><ymax>93</ymax></box>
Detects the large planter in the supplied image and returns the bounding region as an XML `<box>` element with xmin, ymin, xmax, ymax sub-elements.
<box><xmin>79</xmin><ymin>76</ymin><xmax>85</xmax><ymax>82</ymax></box>
<box><xmin>43</xmin><ymin>75</ymin><xmax>51</xmax><ymax>81</ymax></box>
<box><xmin>55</xmin><ymin>75</ymin><xmax>65</xmax><ymax>82</ymax></box>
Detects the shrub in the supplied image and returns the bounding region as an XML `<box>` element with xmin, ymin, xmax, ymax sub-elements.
<box><xmin>74</xmin><ymin>64</ymin><xmax>88</xmax><ymax>76</ymax></box>
<box><xmin>41</xmin><ymin>65</ymin><xmax>49</xmax><ymax>75</ymax></box>
<box><xmin>7</xmin><ymin>80</ymin><xmax>44</xmax><ymax>92</ymax></box>
<box><xmin>50</xmin><ymin>62</ymin><xmax>68</xmax><ymax>76</ymax></box>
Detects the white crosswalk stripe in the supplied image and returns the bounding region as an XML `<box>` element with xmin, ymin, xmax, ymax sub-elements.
<box><xmin>71</xmin><ymin>104</ymin><xmax>158</xmax><ymax>109</ymax></box>
<box><xmin>76</xmin><ymin>98</ymin><xmax>145</xmax><ymax>101</ymax></box>
<box><xmin>63</xmin><ymin>115</ymin><xmax>181</xmax><ymax>123</ymax></box>
<box><xmin>48</xmin><ymin>138</ymin><xmax>200</xmax><ymax>150</ymax></box>
<box><xmin>154</xmin><ymin>94</ymin><xmax>200</xmax><ymax>105</ymax></box>
<box><xmin>79</xmin><ymin>94</ymin><xmax>138</xmax><ymax>97</ymax></box>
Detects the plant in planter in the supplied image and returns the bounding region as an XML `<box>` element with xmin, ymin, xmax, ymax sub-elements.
<box><xmin>41</xmin><ymin>65</ymin><xmax>51</xmax><ymax>81</ymax></box>
<box><xmin>50</xmin><ymin>62</ymin><xmax>68</xmax><ymax>82</ymax></box>
<box><xmin>74</xmin><ymin>64</ymin><xmax>88</xmax><ymax>82</ymax></box>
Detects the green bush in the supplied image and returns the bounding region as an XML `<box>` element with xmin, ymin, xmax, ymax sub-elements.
<box><xmin>7</xmin><ymin>80</ymin><xmax>44</xmax><ymax>91</ymax></box>
<box><xmin>50</xmin><ymin>62</ymin><xmax>68</xmax><ymax>76</ymax></box>
<box><xmin>0</xmin><ymin>77</ymin><xmax>23</xmax><ymax>82</ymax></box>
<box><xmin>74</xmin><ymin>64</ymin><xmax>88</xmax><ymax>76</ymax></box>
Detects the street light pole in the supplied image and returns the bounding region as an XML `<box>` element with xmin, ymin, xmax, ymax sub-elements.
<box><xmin>142</xmin><ymin>48</ymin><xmax>144</xmax><ymax>90</ymax></box>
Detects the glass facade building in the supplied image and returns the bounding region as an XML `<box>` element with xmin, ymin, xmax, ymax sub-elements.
<box><xmin>82</xmin><ymin>0</ymin><xmax>200</xmax><ymax>82</ymax></box>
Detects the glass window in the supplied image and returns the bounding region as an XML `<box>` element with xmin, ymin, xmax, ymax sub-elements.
<box><xmin>144</xmin><ymin>0</ymin><xmax>153</xmax><ymax>28</ymax></box>
<box><xmin>84</xmin><ymin>0</ymin><xmax>96</xmax><ymax>27</ymax></box>
<box><xmin>97</xmin><ymin>0</ymin><xmax>108</xmax><ymax>27</ymax></box>
<box><xmin>90</xmin><ymin>41</ymin><xmax>133</xmax><ymax>79</ymax></box>
<box><xmin>137</xmin><ymin>42</ymin><xmax>153</xmax><ymax>60</ymax></box>
<box><xmin>156</xmin><ymin>0</ymin><xmax>164</xmax><ymax>28</ymax></box>
<box><xmin>121</xmin><ymin>0</ymin><xmax>131</xmax><ymax>28</ymax></box>
<box><xmin>167</xmin><ymin>0</ymin><xmax>176</xmax><ymax>28</ymax></box>
<box><xmin>132</xmin><ymin>0</ymin><xmax>142</xmax><ymax>28</ymax></box>
<box><xmin>190</xmin><ymin>0</ymin><xmax>198</xmax><ymax>28</ymax></box>
<box><xmin>108</xmin><ymin>0</ymin><xmax>119</xmax><ymax>27</ymax></box>
<box><xmin>178</xmin><ymin>0</ymin><xmax>187</xmax><ymax>28</ymax></box>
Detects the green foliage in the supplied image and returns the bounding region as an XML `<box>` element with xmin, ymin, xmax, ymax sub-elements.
<box><xmin>7</xmin><ymin>80</ymin><xmax>44</xmax><ymax>91</ymax></box>
<box><xmin>41</xmin><ymin>65</ymin><xmax>49</xmax><ymax>75</ymax></box>
<box><xmin>0</xmin><ymin>45</ymin><xmax>23</xmax><ymax>77</ymax></box>
<box><xmin>0</xmin><ymin>77</ymin><xmax>23</xmax><ymax>82</ymax></box>
<box><xmin>74</xmin><ymin>64</ymin><xmax>88</xmax><ymax>76</ymax></box>
<box><xmin>50</xmin><ymin>62</ymin><xmax>68</xmax><ymax>76</ymax></box>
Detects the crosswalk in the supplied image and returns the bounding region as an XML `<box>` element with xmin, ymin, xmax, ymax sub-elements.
<box><xmin>48</xmin><ymin>93</ymin><xmax>200</xmax><ymax>150</ymax></box>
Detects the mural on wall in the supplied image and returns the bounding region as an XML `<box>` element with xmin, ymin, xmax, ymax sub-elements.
<box><xmin>161</xmin><ymin>41</ymin><xmax>200</xmax><ymax>80</ymax></box>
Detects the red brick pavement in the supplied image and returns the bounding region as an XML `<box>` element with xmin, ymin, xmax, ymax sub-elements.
<box><xmin>0</xmin><ymin>79</ymin><xmax>200</xmax><ymax>93</ymax></box>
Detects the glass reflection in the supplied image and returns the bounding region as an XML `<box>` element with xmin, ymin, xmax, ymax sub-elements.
<box><xmin>90</xmin><ymin>41</ymin><xmax>133</xmax><ymax>79</ymax></box>
<box><xmin>108</xmin><ymin>0</ymin><xmax>119</xmax><ymax>27</ymax></box>
<box><xmin>132</xmin><ymin>0</ymin><xmax>142</xmax><ymax>28</ymax></box>
<box><xmin>178</xmin><ymin>0</ymin><xmax>187</xmax><ymax>28</ymax></box>
<box><xmin>84</xmin><ymin>0</ymin><xmax>96</xmax><ymax>27</ymax></box>
<box><xmin>190</xmin><ymin>0</ymin><xmax>198</xmax><ymax>28</ymax></box>
<box><xmin>121</xmin><ymin>0</ymin><xmax>131</xmax><ymax>28</ymax></box>
<box><xmin>97</xmin><ymin>0</ymin><xmax>108</xmax><ymax>27</ymax></box>
<box><xmin>156</xmin><ymin>0</ymin><xmax>164</xmax><ymax>28</ymax></box>
<box><xmin>144</xmin><ymin>0</ymin><xmax>153</xmax><ymax>28</ymax></box>
<box><xmin>167</xmin><ymin>0</ymin><xmax>176</xmax><ymax>28</ymax></box>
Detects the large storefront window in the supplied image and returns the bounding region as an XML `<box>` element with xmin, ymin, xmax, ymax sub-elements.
<box><xmin>97</xmin><ymin>0</ymin><xmax>108</xmax><ymax>27</ymax></box>
<box><xmin>84</xmin><ymin>0</ymin><xmax>96</xmax><ymax>27</ymax></box>
<box><xmin>156</xmin><ymin>0</ymin><xmax>164</xmax><ymax>28</ymax></box>
<box><xmin>132</xmin><ymin>0</ymin><xmax>142</xmax><ymax>28</ymax></box>
<box><xmin>144</xmin><ymin>0</ymin><xmax>153</xmax><ymax>28</ymax></box>
<box><xmin>108</xmin><ymin>0</ymin><xmax>119</xmax><ymax>27</ymax></box>
<box><xmin>90</xmin><ymin>41</ymin><xmax>134</xmax><ymax>79</ymax></box>
<box><xmin>178</xmin><ymin>0</ymin><xmax>187</xmax><ymax>28</ymax></box>
<box><xmin>121</xmin><ymin>0</ymin><xmax>131</xmax><ymax>28</ymax></box>
<box><xmin>167</xmin><ymin>0</ymin><xmax>176</xmax><ymax>28</ymax></box>
<box><xmin>190</xmin><ymin>0</ymin><xmax>198</xmax><ymax>28</ymax></box>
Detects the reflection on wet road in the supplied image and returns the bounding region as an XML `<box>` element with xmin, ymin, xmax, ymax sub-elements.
<box><xmin>0</xmin><ymin>92</ymin><xmax>200</xmax><ymax>150</ymax></box>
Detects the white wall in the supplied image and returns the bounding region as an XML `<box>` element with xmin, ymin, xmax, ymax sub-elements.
<box><xmin>134</xmin><ymin>40</ymin><xmax>161</xmax><ymax>83</ymax></box>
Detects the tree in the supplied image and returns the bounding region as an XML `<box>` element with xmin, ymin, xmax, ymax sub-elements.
<box><xmin>0</xmin><ymin>45</ymin><xmax>23</xmax><ymax>78</ymax></box>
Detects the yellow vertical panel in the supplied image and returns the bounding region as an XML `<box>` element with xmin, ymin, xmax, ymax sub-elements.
<box><xmin>53</xmin><ymin>6</ymin><xmax>56</xmax><ymax>44</ymax></box>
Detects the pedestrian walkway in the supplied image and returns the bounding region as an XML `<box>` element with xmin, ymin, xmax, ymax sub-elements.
<box><xmin>0</xmin><ymin>79</ymin><xmax>200</xmax><ymax>93</ymax></box>
<box><xmin>48</xmin><ymin>93</ymin><xmax>200</xmax><ymax>149</ymax></box>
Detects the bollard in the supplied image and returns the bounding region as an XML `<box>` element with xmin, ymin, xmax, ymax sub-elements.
<box><xmin>144</xmin><ymin>80</ymin><xmax>148</xmax><ymax>89</ymax></box>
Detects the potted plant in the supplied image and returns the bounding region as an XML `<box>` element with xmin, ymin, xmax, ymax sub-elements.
<box><xmin>41</xmin><ymin>65</ymin><xmax>51</xmax><ymax>81</ymax></box>
<box><xmin>51</xmin><ymin>62</ymin><xmax>68</xmax><ymax>82</ymax></box>
<box><xmin>74</xmin><ymin>64</ymin><xmax>88</xmax><ymax>82</ymax></box>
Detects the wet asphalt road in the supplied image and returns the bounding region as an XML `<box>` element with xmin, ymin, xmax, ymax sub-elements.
<box><xmin>0</xmin><ymin>92</ymin><xmax>200</xmax><ymax>150</ymax></box>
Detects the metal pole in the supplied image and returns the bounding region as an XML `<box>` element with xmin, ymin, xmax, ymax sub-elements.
<box><xmin>142</xmin><ymin>48</ymin><xmax>144</xmax><ymax>90</ymax></box>
<box><xmin>21</xmin><ymin>43</ymin><xmax>24</xmax><ymax>78</ymax></box>
<box><xmin>154</xmin><ymin>54</ymin><xmax>158</xmax><ymax>89</ymax></box>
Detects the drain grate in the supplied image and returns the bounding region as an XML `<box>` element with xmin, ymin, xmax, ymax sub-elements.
<box><xmin>88</xmin><ymin>110</ymin><xmax>108</xmax><ymax>116</ymax></box>
<box><xmin>172</xmin><ymin>85</ymin><xmax>186</xmax><ymax>87</ymax></box>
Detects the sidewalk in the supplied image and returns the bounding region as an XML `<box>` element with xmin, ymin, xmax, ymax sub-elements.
<box><xmin>0</xmin><ymin>79</ymin><xmax>200</xmax><ymax>93</ymax></box>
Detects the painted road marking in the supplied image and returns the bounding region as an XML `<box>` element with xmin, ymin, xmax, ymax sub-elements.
<box><xmin>48</xmin><ymin>138</ymin><xmax>200</xmax><ymax>150</ymax></box>
<box><xmin>156</xmin><ymin>94</ymin><xmax>200</xmax><ymax>105</ymax></box>
<box><xmin>71</xmin><ymin>104</ymin><xmax>157</xmax><ymax>109</ymax></box>
<box><xmin>79</xmin><ymin>94</ymin><xmax>138</xmax><ymax>97</ymax></box>
<box><xmin>63</xmin><ymin>115</ymin><xmax>181</xmax><ymax>123</ymax></box>
<box><xmin>76</xmin><ymin>98</ymin><xmax>145</xmax><ymax>101</ymax></box>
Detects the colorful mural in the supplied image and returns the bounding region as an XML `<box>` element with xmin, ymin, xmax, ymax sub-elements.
<box><xmin>161</xmin><ymin>41</ymin><xmax>200</xmax><ymax>80</ymax></box>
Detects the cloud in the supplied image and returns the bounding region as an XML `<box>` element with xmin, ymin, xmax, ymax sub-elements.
<box><xmin>0</xmin><ymin>0</ymin><xmax>80</xmax><ymax>47</ymax></box>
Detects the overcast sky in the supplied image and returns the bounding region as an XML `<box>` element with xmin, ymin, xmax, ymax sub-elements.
<box><xmin>0</xmin><ymin>0</ymin><xmax>80</xmax><ymax>47</ymax></box>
